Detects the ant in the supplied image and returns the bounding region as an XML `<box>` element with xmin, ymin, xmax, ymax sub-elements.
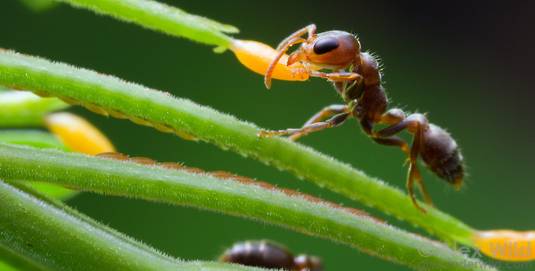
<box><xmin>220</xmin><ymin>240</ymin><xmax>323</xmax><ymax>271</ymax></box>
<box><xmin>258</xmin><ymin>24</ymin><xmax>465</xmax><ymax>212</ymax></box>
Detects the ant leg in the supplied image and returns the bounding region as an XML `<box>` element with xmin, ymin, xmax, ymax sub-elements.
<box><xmin>379</xmin><ymin>108</ymin><xmax>406</xmax><ymax>125</ymax></box>
<box><xmin>406</xmin><ymin>164</ymin><xmax>418</xmax><ymax>210</ymax></box>
<box><xmin>413</xmin><ymin>166</ymin><xmax>434</xmax><ymax>205</ymax></box>
<box><xmin>374</xmin><ymin>108</ymin><xmax>410</xmax><ymax>155</ymax></box>
<box><xmin>310</xmin><ymin>71</ymin><xmax>362</xmax><ymax>82</ymax></box>
<box><xmin>258</xmin><ymin>112</ymin><xmax>350</xmax><ymax>139</ymax></box>
<box><xmin>372</xmin><ymin>137</ymin><xmax>410</xmax><ymax>156</ymax></box>
<box><xmin>288</xmin><ymin>104</ymin><xmax>349</xmax><ymax>141</ymax></box>
<box><xmin>359</xmin><ymin>109</ymin><xmax>410</xmax><ymax>155</ymax></box>
<box><xmin>374</xmin><ymin>113</ymin><xmax>433</xmax><ymax>211</ymax></box>
<box><xmin>407</xmin><ymin>124</ymin><xmax>435</xmax><ymax>210</ymax></box>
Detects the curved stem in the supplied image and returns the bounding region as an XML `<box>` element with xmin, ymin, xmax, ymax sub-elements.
<box><xmin>0</xmin><ymin>179</ymin><xmax>264</xmax><ymax>271</ymax></box>
<box><xmin>0</xmin><ymin>49</ymin><xmax>476</xmax><ymax>245</ymax></box>
<box><xmin>0</xmin><ymin>143</ymin><xmax>496</xmax><ymax>271</ymax></box>
<box><xmin>55</xmin><ymin>0</ymin><xmax>238</xmax><ymax>47</ymax></box>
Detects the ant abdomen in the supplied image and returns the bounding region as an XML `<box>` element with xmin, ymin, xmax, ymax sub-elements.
<box><xmin>220</xmin><ymin>240</ymin><xmax>323</xmax><ymax>271</ymax></box>
<box><xmin>421</xmin><ymin>124</ymin><xmax>464</xmax><ymax>188</ymax></box>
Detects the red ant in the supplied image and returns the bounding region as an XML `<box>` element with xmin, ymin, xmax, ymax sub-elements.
<box><xmin>258</xmin><ymin>24</ymin><xmax>465</xmax><ymax>212</ymax></box>
<box><xmin>220</xmin><ymin>240</ymin><xmax>323</xmax><ymax>271</ymax></box>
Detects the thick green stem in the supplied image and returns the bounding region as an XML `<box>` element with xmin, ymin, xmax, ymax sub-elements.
<box><xmin>0</xmin><ymin>49</ymin><xmax>476</xmax><ymax>245</ymax></box>
<box><xmin>55</xmin><ymin>0</ymin><xmax>237</xmax><ymax>47</ymax></box>
<box><xmin>0</xmin><ymin>178</ymin><xmax>264</xmax><ymax>271</ymax></box>
<box><xmin>0</xmin><ymin>243</ymin><xmax>47</xmax><ymax>271</ymax></box>
<box><xmin>0</xmin><ymin>143</ymin><xmax>495</xmax><ymax>271</ymax></box>
<box><xmin>0</xmin><ymin>130</ymin><xmax>76</xmax><ymax>200</ymax></box>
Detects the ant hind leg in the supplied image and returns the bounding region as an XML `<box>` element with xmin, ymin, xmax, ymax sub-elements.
<box><xmin>407</xmin><ymin>124</ymin><xmax>434</xmax><ymax>212</ymax></box>
<box><xmin>374</xmin><ymin>113</ymin><xmax>433</xmax><ymax>212</ymax></box>
<box><xmin>372</xmin><ymin>136</ymin><xmax>410</xmax><ymax>156</ymax></box>
<box><xmin>362</xmin><ymin>109</ymin><xmax>410</xmax><ymax>155</ymax></box>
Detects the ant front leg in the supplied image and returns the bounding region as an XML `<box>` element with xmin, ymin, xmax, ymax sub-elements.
<box><xmin>310</xmin><ymin>71</ymin><xmax>362</xmax><ymax>82</ymax></box>
<box><xmin>258</xmin><ymin>104</ymin><xmax>350</xmax><ymax>141</ymax></box>
<box><xmin>374</xmin><ymin>113</ymin><xmax>434</xmax><ymax>212</ymax></box>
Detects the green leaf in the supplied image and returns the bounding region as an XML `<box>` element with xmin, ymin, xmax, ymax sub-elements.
<box><xmin>55</xmin><ymin>0</ymin><xmax>237</xmax><ymax>47</ymax></box>
<box><xmin>0</xmin><ymin>144</ymin><xmax>496</xmax><ymax>271</ymax></box>
<box><xmin>0</xmin><ymin>49</ymin><xmax>477</xmax><ymax>246</ymax></box>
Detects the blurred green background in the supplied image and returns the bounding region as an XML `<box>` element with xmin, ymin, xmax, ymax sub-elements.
<box><xmin>2</xmin><ymin>0</ymin><xmax>535</xmax><ymax>270</ymax></box>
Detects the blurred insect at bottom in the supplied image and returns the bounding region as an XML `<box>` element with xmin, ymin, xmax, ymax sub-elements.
<box><xmin>220</xmin><ymin>240</ymin><xmax>323</xmax><ymax>271</ymax></box>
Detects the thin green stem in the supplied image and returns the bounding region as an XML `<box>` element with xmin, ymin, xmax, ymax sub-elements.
<box><xmin>0</xmin><ymin>91</ymin><xmax>68</xmax><ymax>127</ymax></box>
<box><xmin>0</xmin><ymin>49</ymin><xmax>477</xmax><ymax>245</ymax></box>
<box><xmin>55</xmin><ymin>0</ymin><xmax>237</xmax><ymax>47</ymax></box>
<box><xmin>0</xmin><ymin>178</ymin><xmax>264</xmax><ymax>271</ymax></box>
<box><xmin>0</xmin><ymin>143</ymin><xmax>495</xmax><ymax>271</ymax></box>
<box><xmin>0</xmin><ymin>130</ymin><xmax>67</xmax><ymax>150</ymax></box>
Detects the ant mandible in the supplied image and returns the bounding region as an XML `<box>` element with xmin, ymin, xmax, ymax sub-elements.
<box><xmin>258</xmin><ymin>24</ymin><xmax>465</xmax><ymax>212</ymax></box>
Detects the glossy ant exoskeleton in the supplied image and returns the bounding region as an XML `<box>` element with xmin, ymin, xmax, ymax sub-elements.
<box><xmin>259</xmin><ymin>24</ymin><xmax>465</xmax><ymax>212</ymax></box>
<box><xmin>220</xmin><ymin>240</ymin><xmax>323</xmax><ymax>271</ymax></box>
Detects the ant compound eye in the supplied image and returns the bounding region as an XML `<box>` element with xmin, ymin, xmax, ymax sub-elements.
<box><xmin>313</xmin><ymin>38</ymin><xmax>339</xmax><ymax>55</ymax></box>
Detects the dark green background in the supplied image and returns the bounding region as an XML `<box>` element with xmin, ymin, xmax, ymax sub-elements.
<box><xmin>2</xmin><ymin>1</ymin><xmax>534</xmax><ymax>270</ymax></box>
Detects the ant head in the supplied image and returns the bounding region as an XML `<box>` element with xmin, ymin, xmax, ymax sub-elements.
<box><xmin>264</xmin><ymin>25</ymin><xmax>361</xmax><ymax>88</ymax></box>
<box><xmin>288</xmin><ymin>31</ymin><xmax>360</xmax><ymax>69</ymax></box>
<box><xmin>294</xmin><ymin>254</ymin><xmax>323</xmax><ymax>271</ymax></box>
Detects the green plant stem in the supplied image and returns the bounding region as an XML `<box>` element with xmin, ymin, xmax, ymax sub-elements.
<box><xmin>0</xmin><ymin>91</ymin><xmax>68</xmax><ymax>127</ymax></box>
<box><xmin>55</xmin><ymin>0</ymin><xmax>237</xmax><ymax>47</ymax></box>
<box><xmin>0</xmin><ymin>143</ymin><xmax>495</xmax><ymax>271</ymax></box>
<box><xmin>0</xmin><ymin>49</ymin><xmax>477</xmax><ymax>246</ymax></box>
<box><xmin>0</xmin><ymin>244</ymin><xmax>46</xmax><ymax>271</ymax></box>
<box><xmin>0</xmin><ymin>178</ymin><xmax>264</xmax><ymax>271</ymax></box>
<box><xmin>0</xmin><ymin>130</ymin><xmax>76</xmax><ymax>200</ymax></box>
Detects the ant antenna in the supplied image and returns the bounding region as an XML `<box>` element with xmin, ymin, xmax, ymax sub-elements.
<box><xmin>264</xmin><ymin>24</ymin><xmax>317</xmax><ymax>89</ymax></box>
<box><xmin>264</xmin><ymin>37</ymin><xmax>305</xmax><ymax>89</ymax></box>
